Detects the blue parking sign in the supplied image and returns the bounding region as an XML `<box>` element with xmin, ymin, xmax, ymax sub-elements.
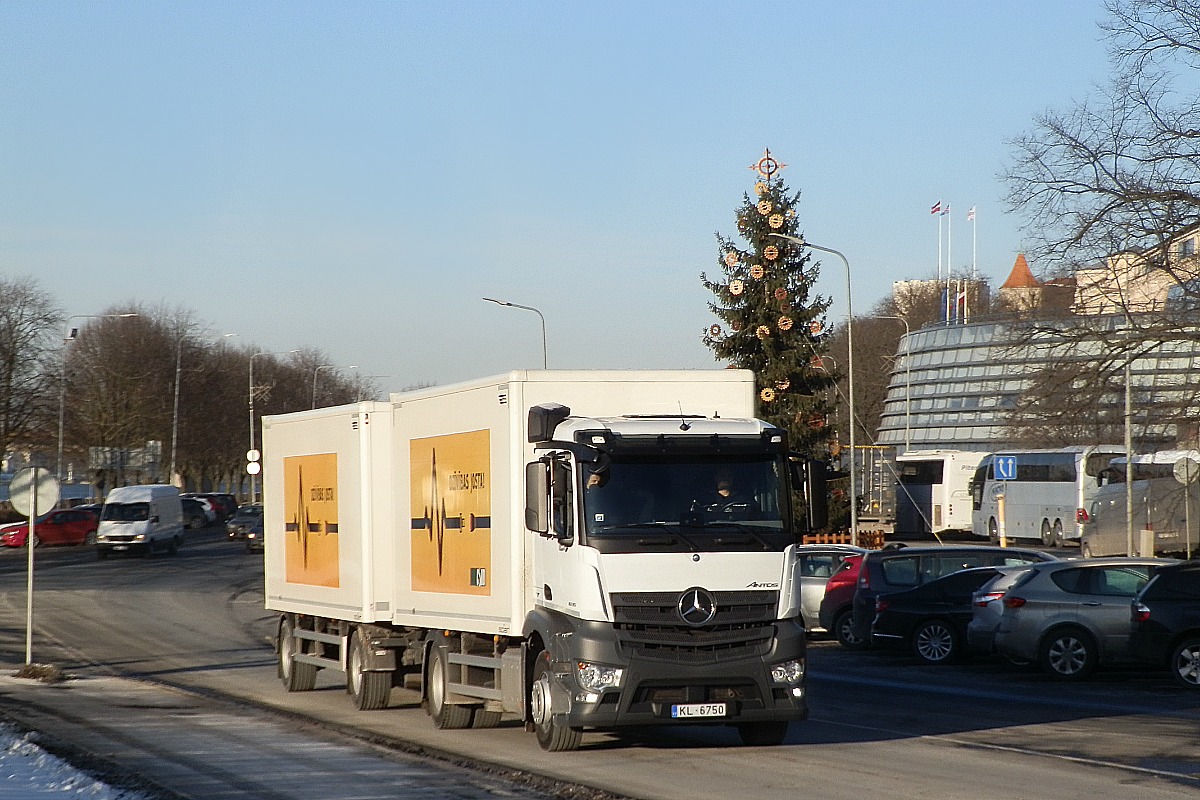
<box><xmin>994</xmin><ymin>455</ymin><xmax>1017</xmax><ymax>481</ymax></box>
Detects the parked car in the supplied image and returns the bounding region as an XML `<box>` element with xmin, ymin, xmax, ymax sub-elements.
<box><xmin>989</xmin><ymin>557</ymin><xmax>1174</xmax><ymax>680</ymax></box>
<box><xmin>851</xmin><ymin>545</ymin><xmax>1058</xmax><ymax>645</ymax></box>
<box><xmin>818</xmin><ymin>553</ymin><xmax>867</xmax><ymax>648</ymax></box>
<box><xmin>0</xmin><ymin>507</ymin><xmax>100</xmax><ymax>547</ymax></box>
<box><xmin>1130</xmin><ymin>561</ymin><xmax>1200</xmax><ymax>689</ymax></box>
<box><xmin>180</xmin><ymin>497</ymin><xmax>209</xmax><ymax>530</ymax></box>
<box><xmin>226</xmin><ymin>503</ymin><xmax>265</xmax><ymax>553</ymax></box>
<box><xmin>182</xmin><ymin>491</ymin><xmax>236</xmax><ymax>522</ymax></box>
<box><xmin>871</xmin><ymin>567</ymin><xmax>1002</xmax><ymax>664</ymax></box>
<box><xmin>967</xmin><ymin>565</ymin><xmax>1038</xmax><ymax>657</ymax></box>
<box><xmin>795</xmin><ymin>544</ymin><xmax>866</xmax><ymax>633</ymax></box>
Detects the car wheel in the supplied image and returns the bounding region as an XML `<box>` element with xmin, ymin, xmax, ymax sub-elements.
<box><xmin>1040</xmin><ymin>520</ymin><xmax>1054</xmax><ymax>547</ymax></box>
<box><xmin>1170</xmin><ymin>637</ymin><xmax>1200</xmax><ymax>689</ymax></box>
<box><xmin>1081</xmin><ymin>542</ymin><xmax>1095</xmax><ymax>558</ymax></box>
<box><xmin>84</xmin><ymin>530</ymin><xmax>97</xmax><ymax>546</ymax></box>
<box><xmin>988</xmin><ymin>517</ymin><xmax>999</xmax><ymax>544</ymax></box>
<box><xmin>30</xmin><ymin>534</ymin><xmax>41</xmax><ymax>548</ymax></box>
<box><xmin>912</xmin><ymin>619</ymin><xmax>958</xmax><ymax>665</ymax></box>
<box><xmin>1039</xmin><ymin>627</ymin><xmax>1097</xmax><ymax>680</ymax></box>
<box><xmin>833</xmin><ymin>608</ymin><xmax>865</xmax><ymax>650</ymax></box>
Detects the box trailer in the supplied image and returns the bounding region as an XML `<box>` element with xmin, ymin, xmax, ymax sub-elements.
<box><xmin>262</xmin><ymin>370</ymin><xmax>826</xmax><ymax>750</ymax></box>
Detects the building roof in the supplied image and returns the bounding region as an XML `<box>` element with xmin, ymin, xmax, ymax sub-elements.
<box><xmin>1001</xmin><ymin>253</ymin><xmax>1041</xmax><ymax>289</ymax></box>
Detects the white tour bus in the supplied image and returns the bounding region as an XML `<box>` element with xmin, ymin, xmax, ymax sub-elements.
<box><xmin>894</xmin><ymin>450</ymin><xmax>991</xmax><ymax>537</ymax></box>
<box><xmin>969</xmin><ymin>445</ymin><xmax>1124</xmax><ymax>547</ymax></box>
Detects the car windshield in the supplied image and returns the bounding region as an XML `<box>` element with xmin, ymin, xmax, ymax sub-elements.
<box><xmin>101</xmin><ymin>502</ymin><xmax>149</xmax><ymax>522</ymax></box>
<box><xmin>581</xmin><ymin>453</ymin><xmax>790</xmax><ymax>553</ymax></box>
<box><xmin>234</xmin><ymin>506</ymin><xmax>263</xmax><ymax>519</ymax></box>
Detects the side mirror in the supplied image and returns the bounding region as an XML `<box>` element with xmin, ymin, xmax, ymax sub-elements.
<box><xmin>150</xmin><ymin>515</ymin><xmax>160</xmax><ymax>524</ymax></box>
<box><xmin>525</xmin><ymin>460</ymin><xmax>549</xmax><ymax>534</ymax></box>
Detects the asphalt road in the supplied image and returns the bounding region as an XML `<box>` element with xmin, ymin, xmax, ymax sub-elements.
<box><xmin>0</xmin><ymin>531</ymin><xmax>1197</xmax><ymax>800</ymax></box>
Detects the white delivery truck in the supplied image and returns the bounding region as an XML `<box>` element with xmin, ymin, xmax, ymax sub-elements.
<box><xmin>262</xmin><ymin>370</ymin><xmax>826</xmax><ymax>751</ymax></box>
<box><xmin>96</xmin><ymin>483</ymin><xmax>185</xmax><ymax>558</ymax></box>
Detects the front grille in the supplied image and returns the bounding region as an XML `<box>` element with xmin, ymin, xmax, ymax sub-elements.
<box><xmin>610</xmin><ymin>591</ymin><xmax>778</xmax><ymax>664</ymax></box>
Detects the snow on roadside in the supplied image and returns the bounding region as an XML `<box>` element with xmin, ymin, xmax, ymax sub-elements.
<box><xmin>0</xmin><ymin>723</ymin><xmax>151</xmax><ymax>799</ymax></box>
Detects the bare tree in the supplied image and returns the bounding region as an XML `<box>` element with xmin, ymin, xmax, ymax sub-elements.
<box><xmin>0</xmin><ymin>277</ymin><xmax>62</xmax><ymax>459</ymax></box>
<box><xmin>1006</xmin><ymin>1</ymin><xmax>1200</xmax><ymax>281</ymax></box>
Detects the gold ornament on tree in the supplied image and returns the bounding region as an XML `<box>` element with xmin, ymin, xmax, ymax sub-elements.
<box><xmin>729</xmin><ymin>279</ymin><xmax>744</xmax><ymax>295</ymax></box>
<box><xmin>760</xmin><ymin>387</ymin><xmax>776</xmax><ymax>403</ymax></box>
<box><xmin>755</xmin><ymin>325</ymin><xmax>771</xmax><ymax>340</ymax></box>
<box><xmin>774</xmin><ymin>288</ymin><xmax>788</xmax><ymax>301</ymax></box>
<box><xmin>764</xmin><ymin>245</ymin><xmax>780</xmax><ymax>261</ymax></box>
<box><xmin>757</xmin><ymin>199</ymin><xmax>773</xmax><ymax>216</ymax></box>
<box><xmin>754</xmin><ymin>182</ymin><xmax>769</xmax><ymax>196</ymax></box>
<box><xmin>708</xmin><ymin>324</ymin><xmax>722</xmax><ymax>337</ymax></box>
<box><xmin>724</xmin><ymin>251</ymin><xmax>740</xmax><ymax>267</ymax></box>
<box><xmin>768</xmin><ymin>214</ymin><xmax>784</xmax><ymax>229</ymax></box>
<box><xmin>778</xmin><ymin>316</ymin><xmax>794</xmax><ymax>331</ymax></box>
<box><xmin>749</xmin><ymin>264</ymin><xmax>765</xmax><ymax>280</ymax></box>
<box><xmin>809</xmin><ymin>320</ymin><xmax>823</xmax><ymax>335</ymax></box>
<box><xmin>775</xmin><ymin>378</ymin><xmax>791</xmax><ymax>391</ymax></box>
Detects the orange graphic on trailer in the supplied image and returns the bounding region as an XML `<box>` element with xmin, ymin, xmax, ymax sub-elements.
<box><xmin>284</xmin><ymin>453</ymin><xmax>340</xmax><ymax>588</ymax></box>
<box><xmin>410</xmin><ymin>430</ymin><xmax>491</xmax><ymax>595</ymax></box>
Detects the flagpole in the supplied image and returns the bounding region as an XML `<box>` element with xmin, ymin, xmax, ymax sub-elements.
<box><xmin>970</xmin><ymin>206</ymin><xmax>977</xmax><ymax>279</ymax></box>
<box><xmin>945</xmin><ymin>203</ymin><xmax>952</xmax><ymax>323</ymax></box>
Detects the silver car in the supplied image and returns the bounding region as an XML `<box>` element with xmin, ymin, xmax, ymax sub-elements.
<box><xmin>989</xmin><ymin>557</ymin><xmax>1175</xmax><ymax>680</ymax></box>
<box><xmin>966</xmin><ymin>565</ymin><xmax>1036</xmax><ymax>656</ymax></box>
<box><xmin>795</xmin><ymin>544</ymin><xmax>866</xmax><ymax>633</ymax></box>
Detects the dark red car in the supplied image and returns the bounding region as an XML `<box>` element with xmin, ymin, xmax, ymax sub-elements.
<box><xmin>817</xmin><ymin>553</ymin><xmax>866</xmax><ymax>647</ymax></box>
<box><xmin>0</xmin><ymin>507</ymin><xmax>100</xmax><ymax>547</ymax></box>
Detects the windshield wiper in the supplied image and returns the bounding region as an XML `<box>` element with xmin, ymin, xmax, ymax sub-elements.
<box><xmin>699</xmin><ymin>522</ymin><xmax>778</xmax><ymax>551</ymax></box>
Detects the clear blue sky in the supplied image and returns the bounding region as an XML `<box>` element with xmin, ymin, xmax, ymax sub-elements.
<box><xmin>0</xmin><ymin>1</ymin><xmax>1113</xmax><ymax>390</ymax></box>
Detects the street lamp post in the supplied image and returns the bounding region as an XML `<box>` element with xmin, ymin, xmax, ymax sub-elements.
<box><xmin>56</xmin><ymin>313</ymin><xmax>139</xmax><ymax>480</ymax></box>
<box><xmin>482</xmin><ymin>298</ymin><xmax>548</xmax><ymax>368</ymax></box>
<box><xmin>312</xmin><ymin>364</ymin><xmax>359</xmax><ymax>409</ymax></box>
<box><xmin>249</xmin><ymin>349</ymin><xmax>298</xmax><ymax>503</ymax></box>
<box><xmin>170</xmin><ymin>332</ymin><xmax>236</xmax><ymax>485</ymax></box>
<box><xmin>769</xmin><ymin>233</ymin><xmax>858</xmax><ymax>536</ymax></box>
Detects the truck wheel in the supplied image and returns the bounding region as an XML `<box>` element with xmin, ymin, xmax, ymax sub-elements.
<box><xmin>346</xmin><ymin>630</ymin><xmax>390</xmax><ymax>710</ymax></box>
<box><xmin>278</xmin><ymin>617</ymin><xmax>317</xmax><ymax>692</ymax></box>
<box><xmin>736</xmin><ymin>721</ymin><xmax>789</xmax><ymax>746</ymax></box>
<box><xmin>472</xmin><ymin>709</ymin><xmax>503</xmax><ymax>728</ymax></box>
<box><xmin>530</xmin><ymin>650</ymin><xmax>582</xmax><ymax>751</ymax></box>
<box><xmin>427</xmin><ymin>645</ymin><xmax>472</xmax><ymax>729</ymax></box>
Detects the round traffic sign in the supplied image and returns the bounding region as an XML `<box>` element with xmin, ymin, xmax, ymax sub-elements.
<box><xmin>1174</xmin><ymin>457</ymin><xmax>1200</xmax><ymax>485</ymax></box>
<box><xmin>246</xmin><ymin>462</ymin><xmax>261</xmax><ymax>476</ymax></box>
<box><xmin>246</xmin><ymin>449</ymin><xmax>261</xmax><ymax>463</ymax></box>
<box><xmin>10</xmin><ymin>467</ymin><xmax>60</xmax><ymax>517</ymax></box>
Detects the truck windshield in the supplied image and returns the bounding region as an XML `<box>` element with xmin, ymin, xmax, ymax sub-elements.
<box><xmin>101</xmin><ymin>502</ymin><xmax>150</xmax><ymax>522</ymax></box>
<box><xmin>581</xmin><ymin>454</ymin><xmax>791</xmax><ymax>553</ymax></box>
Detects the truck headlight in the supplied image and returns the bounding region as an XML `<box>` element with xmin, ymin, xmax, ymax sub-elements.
<box><xmin>771</xmin><ymin>659</ymin><xmax>805</xmax><ymax>685</ymax></box>
<box><xmin>575</xmin><ymin>661</ymin><xmax>623</xmax><ymax>693</ymax></box>
<box><xmin>133</xmin><ymin>534</ymin><xmax>145</xmax><ymax>542</ymax></box>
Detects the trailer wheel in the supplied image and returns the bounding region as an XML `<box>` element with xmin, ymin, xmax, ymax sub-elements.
<box><xmin>530</xmin><ymin>650</ymin><xmax>582</xmax><ymax>751</ymax></box>
<box><xmin>345</xmin><ymin>629</ymin><xmax>391</xmax><ymax>710</ymax></box>
<box><xmin>427</xmin><ymin>645</ymin><xmax>472</xmax><ymax>729</ymax></box>
<box><xmin>471</xmin><ymin>709</ymin><xmax>503</xmax><ymax>728</ymax></box>
<box><xmin>278</xmin><ymin>617</ymin><xmax>317</xmax><ymax>692</ymax></box>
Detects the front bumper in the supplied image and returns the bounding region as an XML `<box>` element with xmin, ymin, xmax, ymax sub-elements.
<box><xmin>542</xmin><ymin>618</ymin><xmax>808</xmax><ymax>731</ymax></box>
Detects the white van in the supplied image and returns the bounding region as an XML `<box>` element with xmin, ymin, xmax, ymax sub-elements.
<box><xmin>96</xmin><ymin>484</ymin><xmax>185</xmax><ymax>558</ymax></box>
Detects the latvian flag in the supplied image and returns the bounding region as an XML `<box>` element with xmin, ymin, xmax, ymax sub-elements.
<box><xmin>930</xmin><ymin>200</ymin><xmax>942</xmax><ymax>215</ymax></box>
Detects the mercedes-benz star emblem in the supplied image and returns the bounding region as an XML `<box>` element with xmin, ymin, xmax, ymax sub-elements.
<box><xmin>678</xmin><ymin>588</ymin><xmax>717</xmax><ymax>626</ymax></box>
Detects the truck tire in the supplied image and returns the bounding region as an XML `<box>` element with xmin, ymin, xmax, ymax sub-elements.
<box><xmin>736</xmin><ymin>721</ymin><xmax>789</xmax><ymax>746</ymax></box>
<box><xmin>427</xmin><ymin>645</ymin><xmax>472</xmax><ymax>729</ymax></box>
<box><xmin>346</xmin><ymin>629</ymin><xmax>390</xmax><ymax>710</ymax></box>
<box><xmin>278</xmin><ymin>617</ymin><xmax>317</xmax><ymax>692</ymax></box>
<box><xmin>530</xmin><ymin>650</ymin><xmax>582</xmax><ymax>752</ymax></box>
<box><xmin>471</xmin><ymin>709</ymin><xmax>503</xmax><ymax>728</ymax></box>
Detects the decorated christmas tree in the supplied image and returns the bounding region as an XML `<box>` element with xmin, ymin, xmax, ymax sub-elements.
<box><xmin>701</xmin><ymin>149</ymin><xmax>837</xmax><ymax>459</ymax></box>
